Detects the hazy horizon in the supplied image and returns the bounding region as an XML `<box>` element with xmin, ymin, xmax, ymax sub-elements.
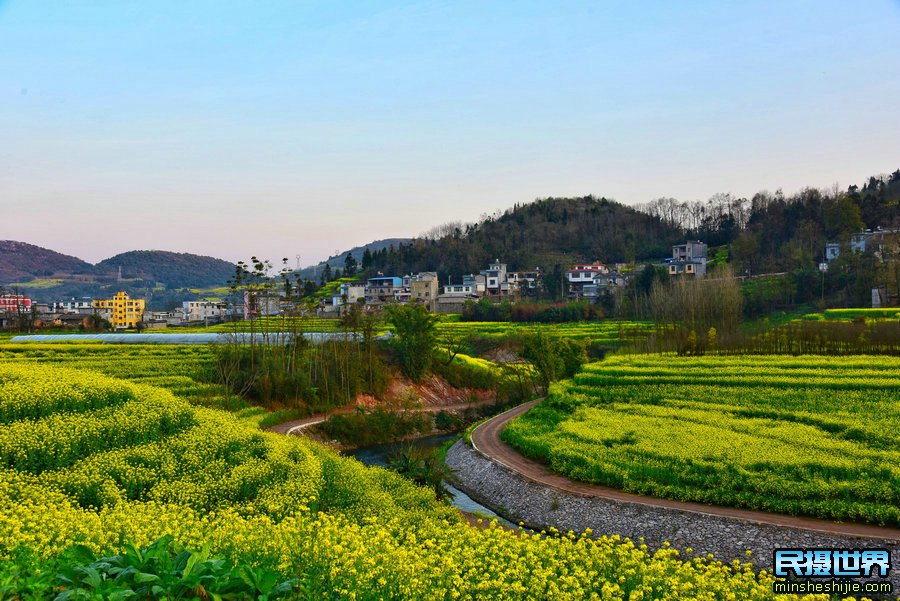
<box><xmin>3</xmin><ymin>1</ymin><xmax>899</xmax><ymax>264</ymax></box>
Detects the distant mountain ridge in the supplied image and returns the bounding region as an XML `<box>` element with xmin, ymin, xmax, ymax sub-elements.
<box><xmin>0</xmin><ymin>241</ymin><xmax>93</xmax><ymax>281</ymax></box>
<box><xmin>0</xmin><ymin>241</ymin><xmax>234</xmax><ymax>289</ymax></box>
<box><xmin>0</xmin><ymin>238</ymin><xmax>412</xmax><ymax>290</ymax></box>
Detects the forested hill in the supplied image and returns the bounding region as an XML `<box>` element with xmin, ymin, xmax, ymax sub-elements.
<box><xmin>639</xmin><ymin>170</ymin><xmax>900</xmax><ymax>274</ymax></box>
<box><xmin>95</xmin><ymin>251</ymin><xmax>236</xmax><ymax>288</ymax></box>
<box><xmin>295</xmin><ymin>238</ymin><xmax>411</xmax><ymax>280</ymax></box>
<box><xmin>0</xmin><ymin>241</ymin><xmax>93</xmax><ymax>281</ymax></box>
<box><xmin>363</xmin><ymin>196</ymin><xmax>681</xmax><ymax>277</ymax></box>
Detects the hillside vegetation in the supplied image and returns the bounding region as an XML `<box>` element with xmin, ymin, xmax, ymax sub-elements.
<box><xmin>0</xmin><ymin>240</ymin><xmax>93</xmax><ymax>281</ymax></box>
<box><xmin>95</xmin><ymin>250</ymin><xmax>236</xmax><ymax>288</ymax></box>
<box><xmin>363</xmin><ymin>196</ymin><xmax>681</xmax><ymax>278</ymax></box>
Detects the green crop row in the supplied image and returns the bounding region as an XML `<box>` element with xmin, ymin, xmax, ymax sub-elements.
<box><xmin>503</xmin><ymin>354</ymin><xmax>900</xmax><ymax>527</ymax></box>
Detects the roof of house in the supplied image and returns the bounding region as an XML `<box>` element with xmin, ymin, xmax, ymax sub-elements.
<box><xmin>367</xmin><ymin>276</ymin><xmax>402</xmax><ymax>285</ymax></box>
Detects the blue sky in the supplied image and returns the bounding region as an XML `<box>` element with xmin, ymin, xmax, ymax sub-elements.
<box><xmin>2</xmin><ymin>1</ymin><xmax>899</xmax><ymax>264</ymax></box>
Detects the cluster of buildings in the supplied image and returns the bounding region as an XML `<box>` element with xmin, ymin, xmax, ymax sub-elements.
<box><xmin>1</xmin><ymin>242</ymin><xmax>723</xmax><ymax>329</ymax></box>
<box><xmin>824</xmin><ymin>228</ymin><xmax>899</xmax><ymax>263</ymax></box>
<box><xmin>319</xmin><ymin>261</ymin><xmax>544</xmax><ymax>315</ymax></box>
<box><xmin>321</xmin><ymin>255</ymin><xmax>656</xmax><ymax>313</ymax></box>
<box><xmin>0</xmin><ymin>291</ymin><xmax>231</xmax><ymax>330</ymax></box>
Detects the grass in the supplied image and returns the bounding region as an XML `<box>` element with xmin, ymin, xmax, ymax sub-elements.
<box><xmin>13</xmin><ymin>278</ymin><xmax>65</xmax><ymax>289</ymax></box>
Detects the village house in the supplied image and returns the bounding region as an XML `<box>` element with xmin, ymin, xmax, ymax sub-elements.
<box><xmin>580</xmin><ymin>271</ymin><xmax>628</xmax><ymax>299</ymax></box>
<box><xmin>409</xmin><ymin>272</ymin><xmax>439</xmax><ymax>310</ymax></box>
<box><xmin>825</xmin><ymin>228</ymin><xmax>900</xmax><ymax>262</ymax></box>
<box><xmin>52</xmin><ymin>313</ymin><xmax>95</xmax><ymax>329</ymax></box>
<box><xmin>51</xmin><ymin>298</ymin><xmax>94</xmax><ymax>314</ymax></box>
<box><xmin>0</xmin><ymin>294</ymin><xmax>32</xmax><ymax>314</ymax></box>
<box><xmin>365</xmin><ymin>276</ymin><xmax>403</xmax><ymax>305</ymax></box>
<box><xmin>566</xmin><ymin>262</ymin><xmax>609</xmax><ymax>297</ymax></box>
<box><xmin>480</xmin><ymin>260</ymin><xmax>510</xmax><ymax>296</ymax></box>
<box><xmin>242</xmin><ymin>290</ymin><xmax>281</xmax><ymax>319</ymax></box>
<box><xmin>325</xmin><ymin>281</ymin><xmax>366</xmax><ymax>313</ymax></box>
<box><xmin>436</xmin><ymin>274</ymin><xmax>484</xmax><ymax>314</ymax></box>
<box><xmin>182</xmin><ymin>300</ymin><xmax>228</xmax><ymax>323</ymax></box>
<box><xmin>668</xmin><ymin>241</ymin><xmax>707</xmax><ymax>277</ymax></box>
<box><xmin>507</xmin><ymin>269</ymin><xmax>541</xmax><ymax>295</ymax></box>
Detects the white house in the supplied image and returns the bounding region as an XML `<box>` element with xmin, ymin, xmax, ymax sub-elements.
<box><xmin>183</xmin><ymin>301</ymin><xmax>228</xmax><ymax>323</ymax></box>
<box><xmin>480</xmin><ymin>260</ymin><xmax>510</xmax><ymax>295</ymax></box>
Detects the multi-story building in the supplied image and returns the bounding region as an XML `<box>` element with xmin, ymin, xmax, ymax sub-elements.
<box><xmin>51</xmin><ymin>298</ymin><xmax>94</xmax><ymax>314</ymax></box>
<box><xmin>182</xmin><ymin>300</ymin><xmax>228</xmax><ymax>323</ymax></box>
<box><xmin>436</xmin><ymin>275</ymin><xmax>482</xmax><ymax>314</ymax></box>
<box><xmin>334</xmin><ymin>282</ymin><xmax>366</xmax><ymax>306</ymax></box>
<box><xmin>566</xmin><ymin>262</ymin><xmax>608</xmax><ymax>296</ymax></box>
<box><xmin>566</xmin><ymin>262</ymin><xmax>608</xmax><ymax>282</ymax></box>
<box><xmin>0</xmin><ymin>294</ymin><xmax>32</xmax><ymax>314</ymax></box>
<box><xmin>507</xmin><ymin>269</ymin><xmax>541</xmax><ymax>294</ymax></box>
<box><xmin>668</xmin><ymin>241</ymin><xmax>707</xmax><ymax>277</ymax></box>
<box><xmin>480</xmin><ymin>260</ymin><xmax>510</xmax><ymax>296</ymax></box>
<box><xmin>410</xmin><ymin>272</ymin><xmax>439</xmax><ymax>310</ymax></box>
<box><xmin>365</xmin><ymin>276</ymin><xmax>403</xmax><ymax>305</ymax></box>
<box><xmin>441</xmin><ymin>274</ymin><xmax>485</xmax><ymax>297</ymax></box>
<box><xmin>241</xmin><ymin>290</ymin><xmax>281</xmax><ymax>319</ymax></box>
<box><xmin>93</xmin><ymin>291</ymin><xmax>145</xmax><ymax>329</ymax></box>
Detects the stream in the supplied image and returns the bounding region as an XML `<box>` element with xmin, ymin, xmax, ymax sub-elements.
<box><xmin>350</xmin><ymin>433</ymin><xmax>516</xmax><ymax>528</ymax></box>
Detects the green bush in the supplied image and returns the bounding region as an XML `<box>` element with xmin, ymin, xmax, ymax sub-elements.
<box><xmin>0</xmin><ymin>537</ymin><xmax>298</xmax><ymax>600</ymax></box>
<box><xmin>317</xmin><ymin>408</ymin><xmax>433</xmax><ymax>446</ymax></box>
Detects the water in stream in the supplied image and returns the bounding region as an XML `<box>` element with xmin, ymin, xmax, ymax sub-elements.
<box><xmin>350</xmin><ymin>433</ymin><xmax>517</xmax><ymax>528</ymax></box>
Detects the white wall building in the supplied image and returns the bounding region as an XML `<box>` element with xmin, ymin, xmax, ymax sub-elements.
<box><xmin>183</xmin><ymin>300</ymin><xmax>228</xmax><ymax>323</ymax></box>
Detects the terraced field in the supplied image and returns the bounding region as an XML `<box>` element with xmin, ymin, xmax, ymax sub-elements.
<box><xmin>436</xmin><ymin>320</ymin><xmax>653</xmax><ymax>345</ymax></box>
<box><xmin>0</xmin><ymin>363</ymin><xmax>800</xmax><ymax>599</ymax></box>
<box><xmin>0</xmin><ymin>343</ymin><xmax>225</xmax><ymax>407</ymax></box>
<box><xmin>503</xmin><ymin>354</ymin><xmax>900</xmax><ymax>526</ymax></box>
<box><xmin>194</xmin><ymin>316</ymin><xmax>653</xmax><ymax>347</ymax></box>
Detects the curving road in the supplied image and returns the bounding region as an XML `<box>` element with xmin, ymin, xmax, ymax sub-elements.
<box><xmin>269</xmin><ymin>399</ymin><xmax>497</xmax><ymax>436</ymax></box>
<box><xmin>470</xmin><ymin>399</ymin><xmax>900</xmax><ymax>540</ymax></box>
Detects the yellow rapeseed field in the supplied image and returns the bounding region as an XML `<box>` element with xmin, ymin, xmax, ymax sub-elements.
<box><xmin>0</xmin><ymin>361</ymin><xmax>831</xmax><ymax>599</ymax></box>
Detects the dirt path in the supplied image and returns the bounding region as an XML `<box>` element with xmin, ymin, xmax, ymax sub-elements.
<box><xmin>268</xmin><ymin>398</ymin><xmax>497</xmax><ymax>436</ymax></box>
<box><xmin>470</xmin><ymin>399</ymin><xmax>900</xmax><ymax>540</ymax></box>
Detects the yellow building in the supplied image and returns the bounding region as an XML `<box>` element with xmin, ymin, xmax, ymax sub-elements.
<box><xmin>93</xmin><ymin>291</ymin><xmax>145</xmax><ymax>329</ymax></box>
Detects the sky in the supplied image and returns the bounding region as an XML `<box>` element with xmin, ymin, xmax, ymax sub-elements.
<box><xmin>2</xmin><ymin>1</ymin><xmax>899</xmax><ymax>265</ymax></box>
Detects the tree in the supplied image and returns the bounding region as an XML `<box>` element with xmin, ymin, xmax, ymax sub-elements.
<box><xmin>361</xmin><ymin>248</ymin><xmax>373</xmax><ymax>271</ymax></box>
<box><xmin>320</xmin><ymin>264</ymin><xmax>333</xmax><ymax>285</ymax></box>
<box><xmin>343</xmin><ymin>252</ymin><xmax>358</xmax><ymax>278</ymax></box>
<box><xmin>385</xmin><ymin>303</ymin><xmax>437</xmax><ymax>382</ymax></box>
<box><xmin>520</xmin><ymin>332</ymin><xmax>586</xmax><ymax>388</ymax></box>
<box><xmin>824</xmin><ymin>196</ymin><xmax>864</xmax><ymax>241</ymax></box>
<box><xmin>302</xmin><ymin>279</ymin><xmax>318</xmax><ymax>298</ymax></box>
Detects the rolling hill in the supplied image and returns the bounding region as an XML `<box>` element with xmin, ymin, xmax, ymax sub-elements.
<box><xmin>95</xmin><ymin>250</ymin><xmax>236</xmax><ymax>288</ymax></box>
<box><xmin>0</xmin><ymin>241</ymin><xmax>93</xmax><ymax>281</ymax></box>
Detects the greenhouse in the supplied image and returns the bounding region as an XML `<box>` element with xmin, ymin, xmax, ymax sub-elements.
<box><xmin>9</xmin><ymin>332</ymin><xmax>367</xmax><ymax>345</ymax></box>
